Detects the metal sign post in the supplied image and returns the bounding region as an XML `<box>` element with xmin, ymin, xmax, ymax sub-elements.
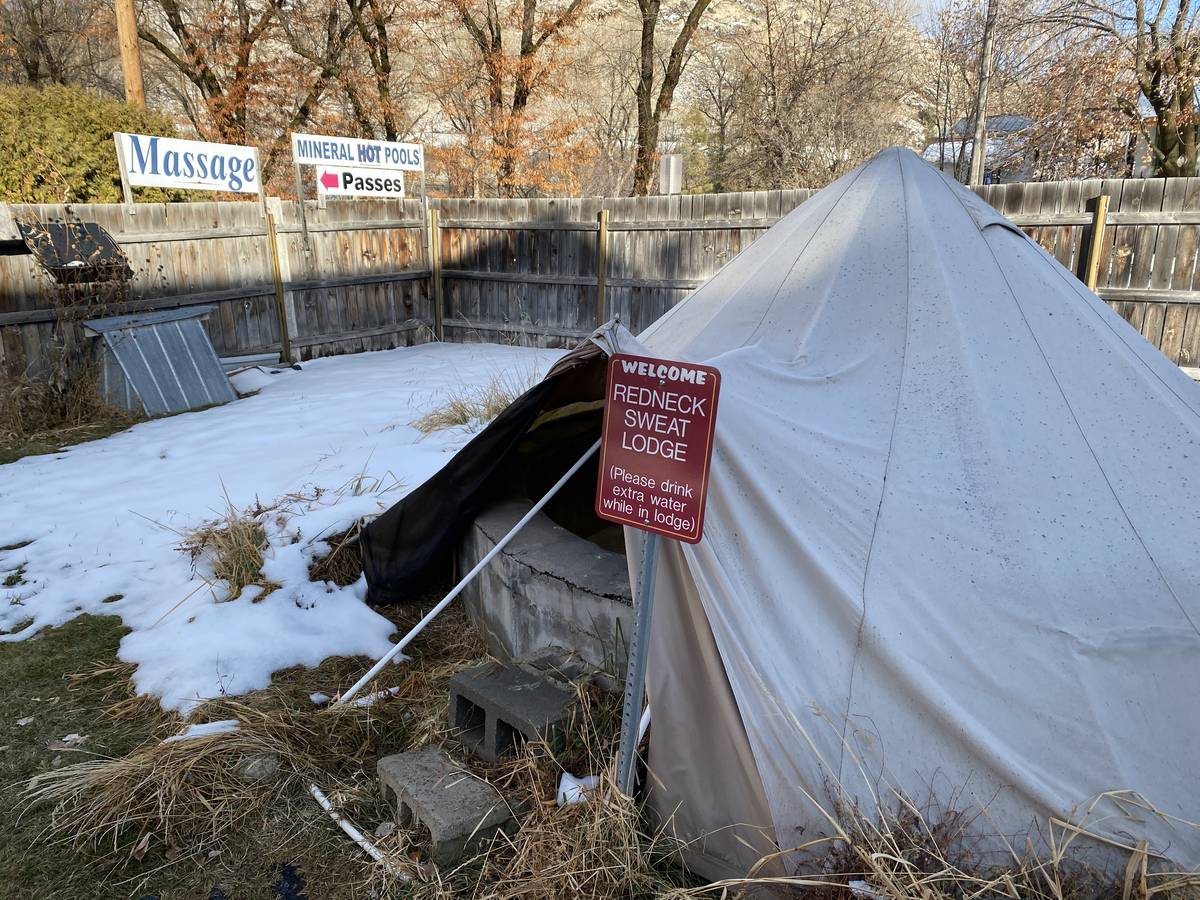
<box><xmin>596</xmin><ymin>352</ymin><xmax>722</xmax><ymax>795</ymax></box>
<box><xmin>616</xmin><ymin>531</ymin><xmax>660</xmax><ymax>794</ymax></box>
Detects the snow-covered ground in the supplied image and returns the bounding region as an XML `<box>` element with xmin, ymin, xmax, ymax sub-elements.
<box><xmin>0</xmin><ymin>343</ymin><xmax>560</xmax><ymax>712</ymax></box>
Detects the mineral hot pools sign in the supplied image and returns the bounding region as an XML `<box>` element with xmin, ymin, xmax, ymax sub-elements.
<box><xmin>595</xmin><ymin>353</ymin><xmax>721</xmax><ymax>543</ymax></box>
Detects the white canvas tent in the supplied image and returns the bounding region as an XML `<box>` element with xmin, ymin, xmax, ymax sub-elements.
<box><xmin>361</xmin><ymin>146</ymin><xmax>1200</xmax><ymax>880</ymax></box>
<box><xmin>617</xmin><ymin>147</ymin><xmax>1200</xmax><ymax>878</ymax></box>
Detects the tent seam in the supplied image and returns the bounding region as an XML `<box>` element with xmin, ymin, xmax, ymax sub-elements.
<box><xmin>741</xmin><ymin>160</ymin><xmax>874</xmax><ymax>348</ymax></box>
<box><xmin>1029</xmin><ymin>234</ymin><xmax>1200</xmax><ymax>421</ymax></box>
<box><xmin>836</xmin><ymin>148</ymin><xmax>915</xmax><ymax>784</ymax></box>
<box><xmin>944</xmin><ymin>189</ymin><xmax>1200</xmax><ymax>639</ymax></box>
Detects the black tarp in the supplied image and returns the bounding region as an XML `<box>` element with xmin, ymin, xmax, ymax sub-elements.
<box><xmin>359</xmin><ymin>343</ymin><xmax>608</xmax><ymax>605</ymax></box>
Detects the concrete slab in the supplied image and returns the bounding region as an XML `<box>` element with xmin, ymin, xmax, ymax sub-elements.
<box><xmin>449</xmin><ymin>661</ymin><xmax>577</xmax><ymax>761</ymax></box>
<box><xmin>377</xmin><ymin>746</ymin><xmax>515</xmax><ymax>867</ymax></box>
<box><xmin>458</xmin><ymin>500</ymin><xmax>633</xmax><ymax>678</ymax></box>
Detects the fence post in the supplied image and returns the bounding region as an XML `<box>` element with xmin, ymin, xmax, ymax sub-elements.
<box><xmin>265</xmin><ymin>207</ymin><xmax>292</xmax><ymax>363</ymax></box>
<box><xmin>428</xmin><ymin>206</ymin><xmax>444</xmax><ymax>340</ymax></box>
<box><xmin>1083</xmin><ymin>194</ymin><xmax>1110</xmax><ymax>292</ymax></box>
<box><xmin>596</xmin><ymin>208</ymin><xmax>609</xmax><ymax>327</ymax></box>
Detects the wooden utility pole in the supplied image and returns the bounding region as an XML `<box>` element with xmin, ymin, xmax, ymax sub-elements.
<box><xmin>968</xmin><ymin>0</ymin><xmax>1000</xmax><ymax>186</ymax></box>
<box><xmin>114</xmin><ymin>0</ymin><xmax>146</xmax><ymax>107</ymax></box>
<box><xmin>265</xmin><ymin>211</ymin><xmax>293</xmax><ymax>363</ymax></box>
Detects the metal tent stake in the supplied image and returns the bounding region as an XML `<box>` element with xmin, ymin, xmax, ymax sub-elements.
<box><xmin>617</xmin><ymin>531</ymin><xmax>661</xmax><ymax>795</ymax></box>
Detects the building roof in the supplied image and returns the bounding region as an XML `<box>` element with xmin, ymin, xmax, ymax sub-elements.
<box><xmin>951</xmin><ymin>114</ymin><xmax>1032</xmax><ymax>136</ymax></box>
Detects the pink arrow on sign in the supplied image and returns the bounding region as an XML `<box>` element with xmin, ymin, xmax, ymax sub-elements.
<box><xmin>319</xmin><ymin>171</ymin><xmax>340</xmax><ymax>189</ymax></box>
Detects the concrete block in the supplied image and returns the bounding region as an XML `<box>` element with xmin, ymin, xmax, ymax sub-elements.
<box><xmin>377</xmin><ymin>746</ymin><xmax>515</xmax><ymax>867</ymax></box>
<box><xmin>449</xmin><ymin>661</ymin><xmax>577</xmax><ymax>761</ymax></box>
<box><xmin>458</xmin><ymin>500</ymin><xmax>633</xmax><ymax>678</ymax></box>
<box><xmin>517</xmin><ymin>646</ymin><xmax>620</xmax><ymax>693</ymax></box>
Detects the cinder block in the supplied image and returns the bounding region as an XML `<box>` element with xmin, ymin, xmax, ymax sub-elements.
<box><xmin>449</xmin><ymin>661</ymin><xmax>577</xmax><ymax>762</ymax></box>
<box><xmin>517</xmin><ymin>645</ymin><xmax>616</xmax><ymax>691</ymax></box>
<box><xmin>377</xmin><ymin>746</ymin><xmax>515</xmax><ymax>867</ymax></box>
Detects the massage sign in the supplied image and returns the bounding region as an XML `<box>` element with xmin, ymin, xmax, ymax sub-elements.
<box><xmin>595</xmin><ymin>353</ymin><xmax>721</xmax><ymax>543</ymax></box>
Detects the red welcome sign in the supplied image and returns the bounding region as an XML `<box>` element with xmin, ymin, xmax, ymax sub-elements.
<box><xmin>595</xmin><ymin>353</ymin><xmax>721</xmax><ymax>543</ymax></box>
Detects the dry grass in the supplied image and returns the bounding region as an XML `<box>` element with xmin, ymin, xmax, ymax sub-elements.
<box><xmin>0</xmin><ymin>368</ymin><xmax>138</xmax><ymax>464</ymax></box>
<box><xmin>23</xmin><ymin>602</ymin><xmax>486</xmax><ymax>870</ymax></box>
<box><xmin>366</xmin><ymin>684</ymin><xmax>691</xmax><ymax>900</ymax></box>
<box><xmin>22</xmin><ymin>596</ymin><xmax>1200</xmax><ymax>900</ymax></box>
<box><xmin>657</xmin><ymin>722</ymin><xmax>1200</xmax><ymax>900</ymax></box>
<box><xmin>308</xmin><ymin>522</ymin><xmax>365</xmax><ymax>587</ymax></box>
<box><xmin>412</xmin><ymin>368</ymin><xmax>539</xmax><ymax>434</ymax></box>
<box><xmin>0</xmin><ymin>367</ymin><xmax>127</xmax><ymax>442</ymax></box>
<box><xmin>178</xmin><ymin>491</ymin><xmax>279</xmax><ymax>602</ymax></box>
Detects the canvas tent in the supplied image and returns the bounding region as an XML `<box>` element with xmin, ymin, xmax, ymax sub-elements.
<box><xmin>361</xmin><ymin>147</ymin><xmax>1200</xmax><ymax>878</ymax></box>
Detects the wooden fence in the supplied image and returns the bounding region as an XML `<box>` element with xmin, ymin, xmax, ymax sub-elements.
<box><xmin>0</xmin><ymin>198</ymin><xmax>433</xmax><ymax>376</ymax></box>
<box><xmin>4</xmin><ymin>176</ymin><xmax>1200</xmax><ymax>379</ymax></box>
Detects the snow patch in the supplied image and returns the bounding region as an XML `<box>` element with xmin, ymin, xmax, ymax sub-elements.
<box><xmin>0</xmin><ymin>343</ymin><xmax>559</xmax><ymax>711</ymax></box>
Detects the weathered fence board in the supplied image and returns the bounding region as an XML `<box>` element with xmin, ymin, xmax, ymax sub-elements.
<box><xmin>6</xmin><ymin>174</ymin><xmax>1200</xmax><ymax>380</ymax></box>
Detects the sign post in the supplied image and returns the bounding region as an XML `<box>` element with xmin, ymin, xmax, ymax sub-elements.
<box><xmin>595</xmin><ymin>352</ymin><xmax>721</xmax><ymax>793</ymax></box>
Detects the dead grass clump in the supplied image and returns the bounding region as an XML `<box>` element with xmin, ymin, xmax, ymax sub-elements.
<box><xmin>673</xmin><ymin>760</ymin><xmax>1200</xmax><ymax>900</ymax></box>
<box><xmin>0</xmin><ymin>368</ymin><xmax>137</xmax><ymax>443</ymax></box>
<box><xmin>179</xmin><ymin>493</ymin><xmax>278</xmax><ymax>602</ymax></box>
<box><xmin>412</xmin><ymin>369</ymin><xmax>538</xmax><ymax>434</ymax></box>
<box><xmin>24</xmin><ymin>674</ymin><xmax>420</xmax><ymax>863</ymax></box>
<box><xmin>24</xmin><ymin>695</ymin><xmax>394</xmax><ymax>860</ymax></box>
<box><xmin>309</xmin><ymin>522</ymin><xmax>364</xmax><ymax>587</ymax></box>
<box><xmin>821</xmin><ymin>791</ymin><xmax>1200</xmax><ymax>900</ymax></box>
<box><xmin>67</xmin><ymin>660</ymin><xmax>169</xmax><ymax>725</ymax></box>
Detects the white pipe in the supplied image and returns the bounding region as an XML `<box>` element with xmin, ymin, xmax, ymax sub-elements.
<box><xmin>309</xmin><ymin>783</ymin><xmax>411</xmax><ymax>880</ymax></box>
<box><xmin>334</xmin><ymin>439</ymin><xmax>601</xmax><ymax>707</ymax></box>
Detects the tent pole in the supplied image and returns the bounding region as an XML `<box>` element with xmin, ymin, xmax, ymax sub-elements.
<box><xmin>617</xmin><ymin>531</ymin><xmax>661</xmax><ymax>794</ymax></box>
<box><xmin>333</xmin><ymin>439</ymin><xmax>601</xmax><ymax>708</ymax></box>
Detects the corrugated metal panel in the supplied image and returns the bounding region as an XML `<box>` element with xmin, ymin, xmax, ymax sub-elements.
<box><xmin>98</xmin><ymin>346</ymin><xmax>136</xmax><ymax>411</ymax></box>
<box><xmin>84</xmin><ymin>306</ymin><xmax>237</xmax><ymax>416</ymax></box>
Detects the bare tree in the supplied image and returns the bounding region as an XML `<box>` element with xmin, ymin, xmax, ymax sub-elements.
<box><xmin>1046</xmin><ymin>0</ymin><xmax>1200</xmax><ymax>176</ymax></box>
<box><xmin>629</xmin><ymin>0</ymin><xmax>713</xmax><ymax>194</ymax></box>
<box><xmin>138</xmin><ymin>0</ymin><xmax>285</xmax><ymax>144</ymax></box>
<box><xmin>732</xmin><ymin>0</ymin><xmax>923</xmax><ymax>188</ymax></box>
<box><xmin>576</xmin><ymin>28</ymin><xmax>641</xmax><ymax>195</ymax></box>
<box><xmin>687</xmin><ymin>39</ymin><xmax>747</xmax><ymax>192</ymax></box>
<box><xmin>0</xmin><ymin>0</ymin><xmax>118</xmax><ymax>89</ymax></box>
<box><xmin>434</xmin><ymin>0</ymin><xmax>589</xmax><ymax>195</ymax></box>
